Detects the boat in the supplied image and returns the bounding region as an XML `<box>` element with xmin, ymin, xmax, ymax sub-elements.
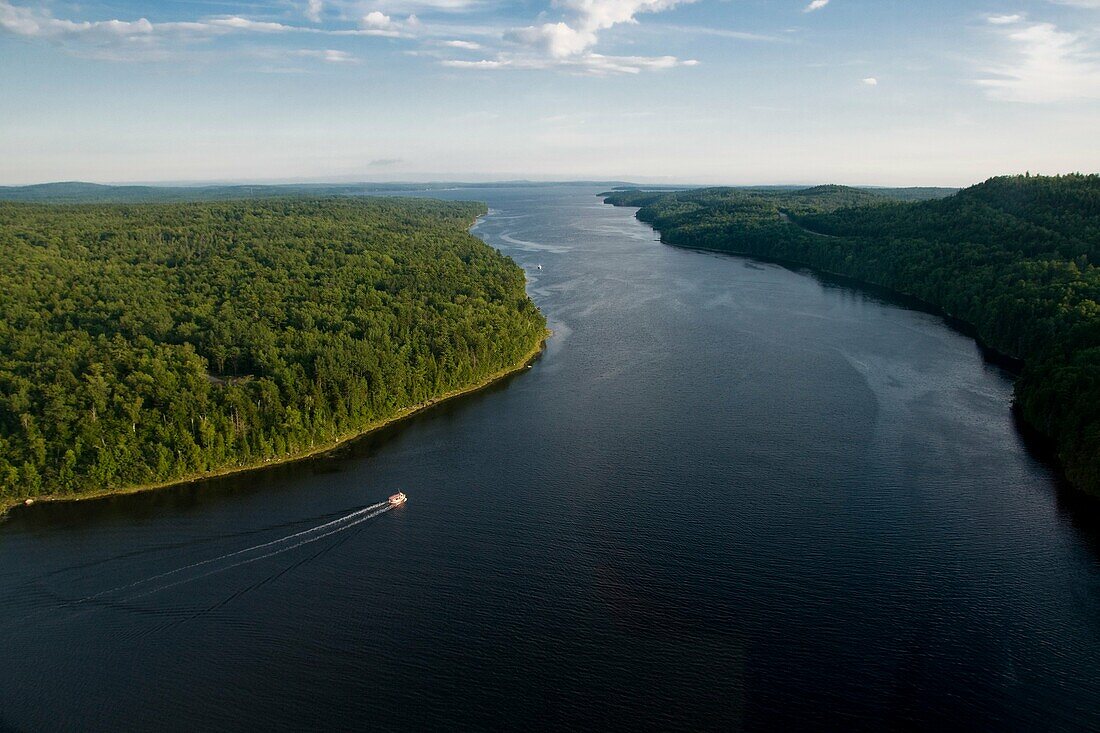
<box><xmin>388</xmin><ymin>492</ymin><xmax>407</xmax><ymax>506</ymax></box>
<box><xmin>537</xmin><ymin>264</ymin><xmax>542</xmax><ymax>270</ymax></box>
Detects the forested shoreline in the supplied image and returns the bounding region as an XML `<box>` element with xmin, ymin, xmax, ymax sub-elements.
<box><xmin>606</xmin><ymin>175</ymin><xmax>1100</xmax><ymax>496</ymax></box>
<box><xmin>0</xmin><ymin>197</ymin><xmax>547</xmax><ymax>508</ymax></box>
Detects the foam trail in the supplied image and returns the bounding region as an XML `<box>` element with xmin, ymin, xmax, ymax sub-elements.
<box><xmin>122</xmin><ymin>503</ymin><xmax>395</xmax><ymax>602</ymax></box>
<box><xmin>75</xmin><ymin>501</ymin><xmax>389</xmax><ymax>604</ymax></box>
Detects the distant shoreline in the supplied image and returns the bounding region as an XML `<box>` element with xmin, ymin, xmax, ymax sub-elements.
<box><xmin>607</xmin><ymin>182</ymin><xmax>1095</xmax><ymax>493</ymax></box>
<box><xmin>1</xmin><ymin>331</ymin><xmax>550</xmax><ymax>521</ymax></box>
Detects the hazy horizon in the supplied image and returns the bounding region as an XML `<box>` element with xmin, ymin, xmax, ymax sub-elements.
<box><xmin>0</xmin><ymin>174</ymin><xmax>1014</xmax><ymax>190</ymax></box>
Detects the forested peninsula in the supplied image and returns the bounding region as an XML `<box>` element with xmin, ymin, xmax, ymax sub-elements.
<box><xmin>0</xmin><ymin>197</ymin><xmax>547</xmax><ymax>510</ymax></box>
<box><xmin>606</xmin><ymin>175</ymin><xmax>1100</xmax><ymax>496</ymax></box>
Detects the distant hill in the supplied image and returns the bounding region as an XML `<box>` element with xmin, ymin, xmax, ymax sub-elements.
<box><xmin>604</xmin><ymin>184</ymin><xmax>957</xmax><ymax>203</ymax></box>
<box><xmin>862</xmin><ymin>186</ymin><xmax>960</xmax><ymax>201</ymax></box>
<box><xmin>0</xmin><ymin>180</ymin><xmax>643</xmax><ymax>204</ymax></box>
<box><xmin>792</xmin><ymin>184</ymin><xmax>862</xmax><ymax>196</ymax></box>
<box><xmin>801</xmin><ymin>174</ymin><xmax>1100</xmax><ymax>263</ymax></box>
<box><xmin>0</xmin><ymin>181</ymin><xmax>384</xmax><ymax>203</ymax></box>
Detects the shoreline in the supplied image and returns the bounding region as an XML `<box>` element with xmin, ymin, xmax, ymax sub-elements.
<box><xmin>1</xmin><ymin>330</ymin><xmax>550</xmax><ymax>521</ymax></box>
<box><xmin>607</xmin><ymin>196</ymin><xmax>1026</xmax><ymax>372</ymax></box>
<box><xmin>606</xmin><ymin>201</ymin><xmax>1078</xmax><ymax>489</ymax></box>
<box><xmin>652</xmin><ymin>232</ymin><xmax>1028</xmax><ymax>373</ymax></box>
<box><xmin>660</xmin><ymin>236</ymin><xmax>1025</xmax><ymax>370</ymax></box>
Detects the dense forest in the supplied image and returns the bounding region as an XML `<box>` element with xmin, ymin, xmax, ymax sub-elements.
<box><xmin>606</xmin><ymin>174</ymin><xmax>1100</xmax><ymax>496</ymax></box>
<box><xmin>0</xmin><ymin>197</ymin><xmax>546</xmax><ymax>504</ymax></box>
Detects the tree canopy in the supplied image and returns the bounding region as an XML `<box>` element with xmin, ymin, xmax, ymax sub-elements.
<box><xmin>0</xmin><ymin>197</ymin><xmax>546</xmax><ymax>502</ymax></box>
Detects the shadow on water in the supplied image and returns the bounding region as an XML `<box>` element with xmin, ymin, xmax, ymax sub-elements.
<box><xmin>806</xmin><ymin>268</ymin><xmax>1024</xmax><ymax>372</ymax></box>
<box><xmin>781</xmin><ymin>263</ymin><xmax>1100</xmax><ymax>550</ymax></box>
<box><xmin>692</xmin><ymin>245</ymin><xmax>1025</xmax><ymax>373</ymax></box>
<box><xmin>684</xmin><ymin>243</ymin><xmax>1100</xmax><ymax>562</ymax></box>
<box><xmin>1011</xmin><ymin>406</ymin><xmax>1100</xmax><ymax>555</ymax></box>
<box><xmin>5</xmin><ymin>360</ymin><xmax>536</xmax><ymax>533</ymax></box>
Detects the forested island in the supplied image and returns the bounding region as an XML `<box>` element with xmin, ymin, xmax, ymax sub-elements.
<box><xmin>605</xmin><ymin>174</ymin><xmax>1100</xmax><ymax>496</ymax></box>
<box><xmin>0</xmin><ymin>197</ymin><xmax>547</xmax><ymax>508</ymax></box>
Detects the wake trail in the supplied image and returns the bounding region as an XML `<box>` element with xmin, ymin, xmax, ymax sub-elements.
<box><xmin>30</xmin><ymin>504</ymin><xmax>364</xmax><ymax>583</ymax></box>
<box><xmin>73</xmin><ymin>500</ymin><xmax>389</xmax><ymax>606</ymax></box>
<box><xmin>120</xmin><ymin>503</ymin><xmax>394</xmax><ymax>603</ymax></box>
<box><xmin>137</xmin><ymin>516</ymin><xmax>372</xmax><ymax>638</ymax></box>
<box><xmin>0</xmin><ymin>500</ymin><xmax>399</xmax><ymax>634</ymax></box>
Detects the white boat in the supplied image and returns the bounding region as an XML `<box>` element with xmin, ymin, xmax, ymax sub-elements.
<box><xmin>388</xmin><ymin>492</ymin><xmax>407</xmax><ymax>506</ymax></box>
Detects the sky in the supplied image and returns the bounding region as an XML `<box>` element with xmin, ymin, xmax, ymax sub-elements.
<box><xmin>1</xmin><ymin>0</ymin><xmax>1100</xmax><ymax>186</ymax></box>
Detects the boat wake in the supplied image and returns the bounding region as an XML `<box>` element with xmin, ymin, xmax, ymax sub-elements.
<box><xmin>107</xmin><ymin>501</ymin><xmax>396</xmax><ymax>604</ymax></box>
<box><xmin>0</xmin><ymin>497</ymin><xmax>405</xmax><ymax>633</ymax></box>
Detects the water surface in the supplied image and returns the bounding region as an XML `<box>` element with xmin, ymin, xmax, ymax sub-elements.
<box><xmin>2</xmin><ymin>185</ymin><xmax>1098</xmax><ymax>731</ymax></box>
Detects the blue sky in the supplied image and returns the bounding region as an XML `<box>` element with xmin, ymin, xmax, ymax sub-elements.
<box><xmin>2</xmin><ymin>0</ymin><xmax>1099</xmax><ymax>185</ymax></box>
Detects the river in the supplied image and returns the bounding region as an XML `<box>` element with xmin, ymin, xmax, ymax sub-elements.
<box><xmin>1</xmin><ymin>185</ymin><xmax>1098</xmax><ymax>731</ymax></box>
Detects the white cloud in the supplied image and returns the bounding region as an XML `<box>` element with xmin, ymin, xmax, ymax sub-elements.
<box><xmin>644</xmin><ymin>25</ymin><xmax>785</xmax><ymax>42</ymax></box>
<box><xmin>362</xmin><ymin>11</ymin><xmax>393</xmax><ymax>29</ymax></box>
<box><xmin>804</xmin><ymin>0</ymin><xmax>829</xmax><ymax>12</ymax></box>
<box><xmin>0</xmin><ymin>2</ymin><xmax>160</xmax><ymax>41</ymax></box>
<box><xmin>357</xmin><ymin>11</ymin><xmax>420</xmax><ymax>35</ymax></box>
<box><xmin>443</xmin><ymin>39</ymin><xmax>481</xmax><ymax>49</ymax></box>
<box><xmin>331</xmin><ymin>0</ymin><xmax>481</xmax><ymax>12</ymax></box>
<box><xmin>444</xmin><ymin>52</ymin><xmax>696</xmax><ymax>74</ymax></box>
<box><xmin>329</xmin><ymin>27</ymin><xmax>405</xmax><ymax>37</ymax></box>
<box><xmin>0</xmin><ymin>1</ymin><xmax>413</xmax><ymax>60</ymax></box>
<box><xmin>306</xmin><ymin>0</ymin><xmax>324</xmax><ymax>23</ymax></box>
<box><xmin>297</xmin><ymin>48</ymin><xmax>358</xmax><ymax>62</ymax></box>
<box><xmin>505</xmin><ymin>0</ymin><xmax>692</xmax><ymax>59</ymax></box>
<box><xmin>207</xmin><ymin>17</ymin><xmax>297</xmax><ymax>33</ymax></box>
<box><xmin>444</xmin><ymin>0</ymin><xmax>699</xmax><ymax>73</ymax></box>
<box><xmin>987</xmin><ymin>14</ymin><xmax>1023</xmax><ymax>25</ymax></box>
<box><xmin>443</xmin><ymin>58</ymin><xmax>506</xmax><ymax>68</ymax></box>
<box><xmin>862</xmin><ymin>76</ymin><xmax>878</xmax><ymax>85</ymax></box>
<box><xmin>977</xmin><ymin>19</ymin><xmax>1100</xmax><ymax>103</ymax></box>
<box><xmin>507</xmin><ymin>22</ymin><xmax>596</xmax><ymax>58</ymax></box>
<box><xmin>561</xmin><ymin>0</ymin><xmax>692</xmax><ymax>35</ymax></box>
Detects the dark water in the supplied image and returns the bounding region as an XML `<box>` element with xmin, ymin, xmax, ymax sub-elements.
<box><xmin>2</xmin><ymin>185</ymin><xmax>1098</xmax><ymax>731</ymax></box>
